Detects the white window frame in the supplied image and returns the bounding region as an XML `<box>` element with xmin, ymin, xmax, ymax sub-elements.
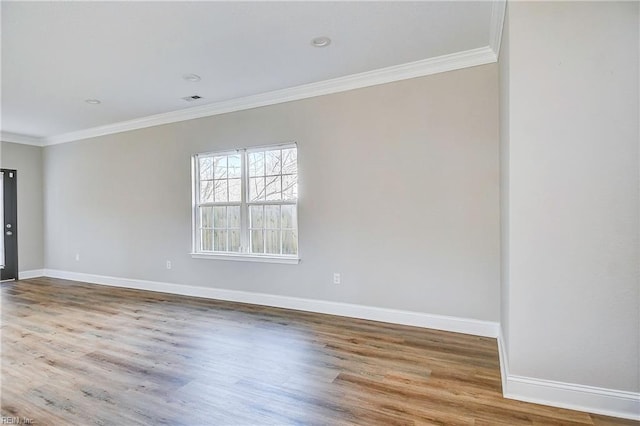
<box><xmin>191</xmin><ymin>142</ymin><xmax>299</xmax><ymax>264</ymax></box>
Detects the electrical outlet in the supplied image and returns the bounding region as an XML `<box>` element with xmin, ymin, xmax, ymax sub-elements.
<box><xmin>333</xmin><ymin>273</ymin><xmax>341</xmax><ymax>285</ymax></box>
<box><xmin>166</xmin><ymin>260</ymin><xmax>172</xmax><ymax>270</ymax></box>
<box><xmin>75</xmin><ymin>253</ymin><xmax>80</xmax><ymax>262</ymax></box>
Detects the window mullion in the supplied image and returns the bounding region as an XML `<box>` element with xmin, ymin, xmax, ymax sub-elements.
<box><xmin>240</xmin><ymin>149</ymin><xmax>248</xmax><ymax>253</ymax></box>
<box><xmin>193</xmin><ymin>156</ymin><xmax>201</xmax><ymax>253</ymax></box>
<box><xmin>279</xmin><ymin>205</ymin><xmax>284</xmax><ymax>255</ymax></box>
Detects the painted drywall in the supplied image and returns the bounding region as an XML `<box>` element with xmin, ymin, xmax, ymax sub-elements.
<box><xmin>1</xmin><ymin>141</ymin><xmax>45</xmax><ymax>272</ymax></box>
<box><xmin>43</xmin><ymin>64</ymin><xmax>500</xmax><ymax>321</ymax></box>
<box><xmin>503</xmin><ymin>1</ymin><xmax>639</xmax><ymax>392</ymax></box>
<box><xmin>498</xmin><ymin>3</ymin><xmax>510</xmax><ymax>352</ymax></box>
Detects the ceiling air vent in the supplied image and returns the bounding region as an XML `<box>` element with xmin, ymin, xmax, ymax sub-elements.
<box><xmin>182</xmin><ymin>95</ymin><xmax>203</xmax><ymax>102</ymax></box>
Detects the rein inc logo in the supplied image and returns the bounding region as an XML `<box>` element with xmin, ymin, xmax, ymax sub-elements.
<box><xmin>1</xmin><ymin>418</ymin><xmax>33</xmax><ymax>425</ymax></box>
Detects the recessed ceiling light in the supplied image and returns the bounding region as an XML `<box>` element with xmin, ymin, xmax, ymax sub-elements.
<box><xmin>183</xmin><ymin>74</ymin><xmax>201</xmax><ymax>82</ymax></box>
<box><xmin>311</xmin><ymin>36</ymin><xmax>331</xmax><ymax>48</ymax></box>
<box><xmin>85</xmin><ymin>99</ymin><xmax>101</xmax><ymax>105</ymax></box>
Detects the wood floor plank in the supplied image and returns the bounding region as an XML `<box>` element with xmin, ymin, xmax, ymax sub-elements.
<box><xmin>1</xmin><ymin>278</ymin><xmax>637</xmax><ymax>425</ymax></box>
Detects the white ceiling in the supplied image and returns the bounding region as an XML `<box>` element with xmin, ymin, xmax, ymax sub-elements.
<box><xmin>1</xmin><ymin>1</ymin><xmax>503</xmax><ymax>145</ymax></box>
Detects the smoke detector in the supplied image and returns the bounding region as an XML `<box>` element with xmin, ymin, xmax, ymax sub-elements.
<box><xmin>183</xmin><ymin>74</ymin><xmax>201</xmax><ymax>82</ymax></box>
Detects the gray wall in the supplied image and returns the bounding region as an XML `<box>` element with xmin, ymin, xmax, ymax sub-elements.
<box><xmin>498</xmin><ymin>3</ymin><xmax>510</xmax><ymax>351</ymax></box>
<box><xmin>44</xmin><ymin>64</ymin><xmax>501</xmax><ymax>321</ymax></box>
<box><xmin>1</xmin><ymin>141</ymin><xmax>45</xmax><ymax>272</ymax></box>
<box><xmin>501</xmin><ymin>2</ymin><xmax>639</xmax><ymax>392</ymax></box>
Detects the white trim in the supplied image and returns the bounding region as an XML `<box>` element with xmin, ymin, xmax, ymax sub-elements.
<box><xmin>497</xmin><ymin>326</ymin><xmax>509</xmax><ymax>395</ymax></box>
<box><xmin>42</xmin><ymin>46</ymin><xmax>496</xmax><ymax>146</ymax></box>
<box><xmin>497</xmin><ymin>329</ymin><xmax>640</xmax><ymax>420</ymax></box>
<box><xmin>0</xmin><ymin>132</ymin><xmax>44</xmax><ymax>147</ymax></box>
<box><xmin>190</xmin><ymin>253</ymin><xmax>300</xmax><ymax>264</ymax></box>
<box><xmin>489</xmin><ymin>0</ymin><xmax>507</xmax><ymax>59</ymax></box>
<box><xmin>505</xmin><ymin>376</ymin><xmax>640</xmax><ymax>421</ymax></box>
<box><xmin>18</xmin><ymin>269</ymin><xmax>45</xmax><ymax>279</ymax></box>
<box><xmin>41</xmin><ymin>269</ymin><xmax>499</xmax><ymax>338</ymax></box>
<box><xmin>245</xmin><ymin>141</ymin><xmax>297</xmax><ymax>153</ymax></box>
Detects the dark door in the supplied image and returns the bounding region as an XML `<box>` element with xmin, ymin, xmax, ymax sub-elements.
<box><xmin>1</xmin><ymin>169</ymin><xmax>18</xmax><ymax>281</ymax></box>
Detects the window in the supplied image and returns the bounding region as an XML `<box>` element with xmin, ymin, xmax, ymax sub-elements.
<box><xmin>192</xmin><ymin>143</ymin><xmax>298</xmax><ymax>263</ymax></box>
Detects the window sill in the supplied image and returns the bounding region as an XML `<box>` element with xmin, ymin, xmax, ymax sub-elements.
<box><xmin>190</xmin><ymin>252</ymin><xmax>300</xmax><ymax>264</ymax></box>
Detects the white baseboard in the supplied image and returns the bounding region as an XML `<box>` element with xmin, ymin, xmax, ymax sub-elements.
<box><xmin>41</xmin><ymin>269</ymin><xmax>499</xmax><ymax>338</ymax></box>
<box><xmin>497</xmin><ymin>329</ymin><xmax>640</xmax><ymax>421</ymax></box>
<box><xmin>497</xmin><ymin>327</ymin><xmax>509</xmax><ymax>395</ymax></box>
<box><xmin>19</xmin><ymin>269</ymin><xmax>45</xmax><ymax>280</ymax></box>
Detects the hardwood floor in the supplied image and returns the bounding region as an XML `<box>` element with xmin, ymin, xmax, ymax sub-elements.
<box><xmin>1</xmin><ymin>278</ymin><xmax>637</xmax><ymax>425</ymax></box>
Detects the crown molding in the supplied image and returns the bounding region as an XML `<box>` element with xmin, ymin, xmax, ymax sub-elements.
<box><xmin>1</xmin><ymin>131</ymin><xmax>44</xmax><ymax>146</ymax></box>
<box><xmin>43</xmin><ymin>45</ymin><xmax>497</xmax><ymax>146</ymax></box>
<box><xmin>489</xmin><ymin>0</ymin><xmax>507</xmax><ymax>58</ymax></box>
